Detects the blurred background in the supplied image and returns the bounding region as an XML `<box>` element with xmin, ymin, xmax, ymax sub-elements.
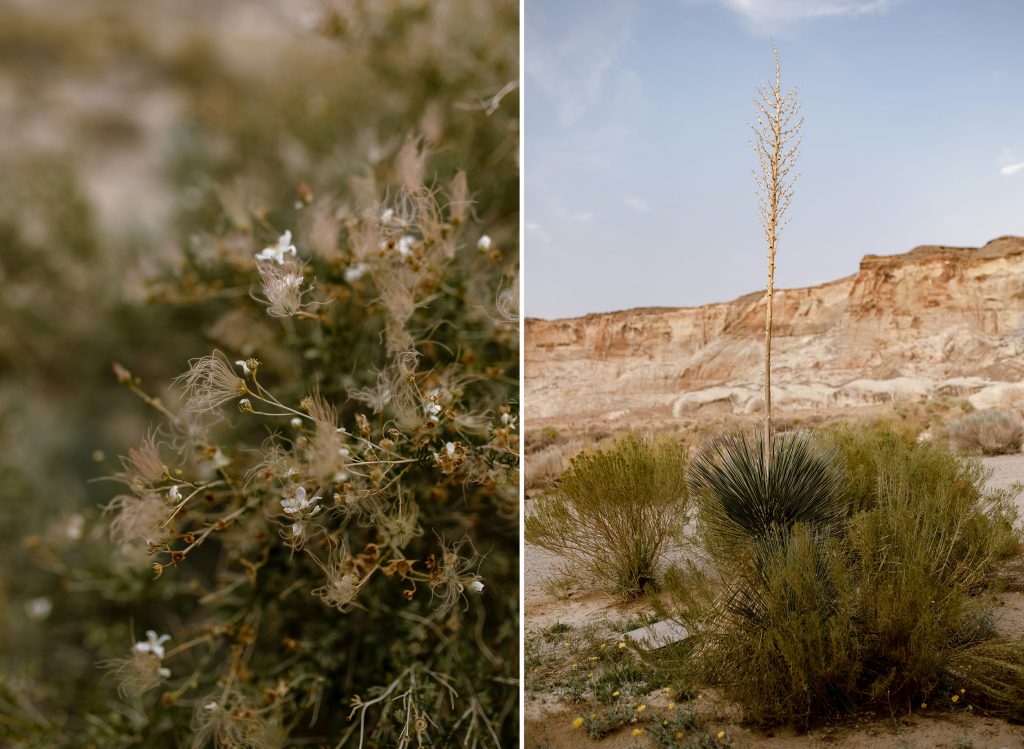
<box><xmin>0</xmin><ymin>0</ymin><xmax>518</xmax><ymax>744</ymax></box>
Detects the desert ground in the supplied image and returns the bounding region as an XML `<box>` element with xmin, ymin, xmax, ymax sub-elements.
<box><xmin>524</xmin><ymin>441</ymin><xmax>1024</xmax><ymax>749</ymax></box>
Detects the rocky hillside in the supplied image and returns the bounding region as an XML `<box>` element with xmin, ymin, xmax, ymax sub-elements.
<box><xmin>525</xmin><ymin>236</ymin><xmax>1024</xmax><ymax>427</ymax></box>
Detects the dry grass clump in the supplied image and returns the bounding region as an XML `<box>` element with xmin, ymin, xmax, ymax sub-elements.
<box><xmin>948</xmin><ymin>408</ymin><xmax>1024</xmax><ymax>455</ymax></box>
<box><xmin>661</xmin><ymin>423</ymin><xmax>1024</xmax><ymax>726</ymax></box>
<box><xmin>526</xmin><ymin>433</ymin><xmax>689</xmax><ymax>598</ymax></box>
<box><xmin>524</xmin><ymin>437</ymin><xmax>584</xmax><ymax>493</ymax></box>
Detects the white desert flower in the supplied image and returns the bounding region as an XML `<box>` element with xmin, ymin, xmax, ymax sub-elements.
<box><xmin>65</xmin><ymin>513</ymin><xmax>85</xmax><ymax>540</ymax></box>
<box><xmin>25</xmin><ymin>596</ymin><xmax>53</xmax><ymax>620</ymax></box>
<box><xmin>235</xmin><ymin>359</ymin><xmax>251</xmax><ymax>376</ymax></box>
<box><xmin>290</xmin><ymin>417</ymin><xmax>303</xmax><ymax>429</ymax></box>
<box><xmin>476</xmin><ymin>234</ymin><xmax>492</xmax><ymax>252</ymax></box>
<box><xmin>134</xmin><ymin>630</ymin><xmax>171</xmax><ymax>659</ymax></box>
<box><xmin>168</xmin><ymin>485</ymin><xmax>181</xmax><ymax>502</ymax></box>
<box><xmin>281</xmin><ymin>486</ymin><xmax>320</xmax><ymax>517</ymax></box>
<box><xmin>469</xmin><ymin>580</ymin><xmax>484</xmax><ymax>593</ymax></box>
<box><xmin>397</xmin><ymin>235</ymin><xmax>416</xmax><ymax>258</ymax></box>
<box><xmin>255</xmin><ymin>230</ymin><xmax>298</xmax><ymax>264</ymax></box>
<box><xmin>344</xmin><ymin>262</ymin><xmax>369</xmax><ymax>283</ymax></box>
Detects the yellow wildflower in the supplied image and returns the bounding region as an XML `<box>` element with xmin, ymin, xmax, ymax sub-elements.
<box><xmin>952</xmin><ymin>694</ymin><xmax>960</xmax><ymax>703</ymax></box>
<box><xmin>717</xmin><ymin>730</ymin><xmax>726</xmax><ymax>739</ymax></box>
<box><xmin>636</xmin><ymin>704</ymin><xmax>647</xmax><ymax>713</ymax></box>
<box><xmin>572</xmin><ymin>717</ymin><xmax>583</xmax><ymax>729</ymax></box>
<box><xmin>617</xmin><ymin>641</ymin><xmax>626</xmax><ymax>650</ymax></box>
<box><xmin>631</xmin><ymin>728</ymin><xmax>644</xmax><ymax>736</ymax></box>
<box><xmin>921</xmin><ymin>702</ymin><xmax>927</xmax><ymax>709</ymax></box>
<box><xmin>668</xmin><ymin>702</ymin><xmax>676</xmax><ymax>710</ymax></box>
<box><xmin>612</xmin><ymin>690</ymin><xmax>620</xmax><ymax>697</ymax></box>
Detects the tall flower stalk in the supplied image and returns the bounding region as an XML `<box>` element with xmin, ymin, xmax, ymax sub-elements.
<box><xmin>752</xmin><ymin>47</ymin><xmax>803</xmax><ymax>470</ymax></box>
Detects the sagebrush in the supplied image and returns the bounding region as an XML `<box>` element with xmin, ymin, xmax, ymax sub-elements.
<box><xmin>526</xmin><ymin>433</ymin><xmax>689</xmax><ymax>598</ymax></box>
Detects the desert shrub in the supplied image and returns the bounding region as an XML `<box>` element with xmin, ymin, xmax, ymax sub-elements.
<box><xmin>946</xmin><ymin>638</ymin><xmax>1024</xmax><ymax>717</ymax></box>
<box><xmin>688</xmin><ymin>431</ymin><xmax>846</xmax><ymax>564</ymax></box>
<box><xmin>664</xmin><ymin>528</ymin><xmax>861</xmax><ymax>725</ymax></box>
<box><xmin>524</xmin><ymin>437</ymin><xmax>583</xmax><ymax>493</ymax></box>
<box><xmin>1</xmin><ymin>3</ymin><xmax>520</xmax><ymax>748</ymax></box>
<box><xmin>525</xmin><ymin>433</ymin><xmax>689</xmax><ymax>598</ymax></box>
<box><xmin>662</xmin><ymin>425</ymin><xmax>1024</xmax><ymax>726</ymax></box>
<box><xmin>828</xmin><ymin>421</ymin><xmax>1019</xmax><ymax>555</ymax></box>
<box><xmin>948</xmin><ymin>408</ymin><xmax>1024</xmax><ymax>455</ymax></box>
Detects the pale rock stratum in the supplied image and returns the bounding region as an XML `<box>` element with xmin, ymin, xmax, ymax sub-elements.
<box><xmin>525</xmin><ymin>237</ymin><xmax>1024</xmax><ymax>427</ymax></box>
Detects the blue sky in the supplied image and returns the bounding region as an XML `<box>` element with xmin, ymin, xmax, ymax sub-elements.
<box><xmin>524</xmin><ymin>0</ymin><xmax>1024</xmax><ymax>319</ymax></box>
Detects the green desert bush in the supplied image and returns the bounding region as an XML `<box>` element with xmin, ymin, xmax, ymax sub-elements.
<box><xmin>828</xmin><ymin>421</ymin><xmax>1019</xmax><ymax>555</ymax></box>
<box><xmin>662</xmin><ymin>424</ymin><xmax>1024</xmax><ymax>726</ymax></box>
<box><xmin>525</xmin><ymin>433</ymin><xmax>689</xmax><ymax>598</ymax></box>
<box><xmin>3</xmin><ymin>2</ymin><xmax>520</xmax><ymax>748</ymax></box>
<box><xmin>948</xmin><ymin>408</ymin><xmax>1024</xmax><ymax>455</ymax></box>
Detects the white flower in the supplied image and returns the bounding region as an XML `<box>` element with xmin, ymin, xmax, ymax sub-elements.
<box><xmin>134</xmin><ymin>630</ymin><xmax>171</xmax><ymax>659</ymax></box>
<box><xmin>66</xmin><ymin>513</ymin><xmax>84</xmax><ymax>540</ymax></box>
<box><xmin>239</xmin><ymin>398</ymin><xmax>253</xmax><ymax>412</ymax></box>
<box><xmin>235</xmin><ymin>360</ymin><xmax>251</xmax><ymax>376</ymax></box>
<box><xmin>477</xmin><ymin>234</ymin><xmax>492</xmax><ymax>252</ymax></box>
<box><xmin>469</xmin><ymin>580</ymin><xmax>484</xmax><ymax>593</ymax></box>
<box><xmin>168</xmin><ymin>485</ymin><xmax>181</xmax><ymax>502</ymax></box>
<box><xmin>25</xmin><ymin>596</ymin><xmax>52</xmax><ymax>620</ymax></box>
<box><xmin>255</xmin><ymin>230</ymin><xmax>298</xmax><ymax>264</ymax></box>
<box><xmin>500</xmin><ymin>412</ymin><xmax>511</xmax><ymax>425</ymax></box>
<box><xmin>290</xmin><ymin>417</ymin><xmax>303</xmax><ymax>429</ymax></box>
<box><xmin>204</xmin><ymin>701</ymin><xmax>220</xmax><ymax>712</ymax></box>
<box><xmin>292</xmin><ymin>522</ymin><xmax>304</xmax><ymax>538</ymax></box>
<box><xmin>211</xmin><ymin>448</ymin><xmax>230</xmax><ymax>469</ymax></box>
<box><xmin>445</xmin><ymin>442</ymin><xmax>456</xmax><ymax>457</ymax></box>
<box><xmin>381</xmin><ymin>208</ymin><xmax>395</xmax><ymax>225</ymax></box>
<box><xmin>344</xmin><ymin>262</ymin><xmax>369</xmax><ymax>283</ymax></box>
<box><xmin>424</xmin><ymin>402</ymin><xmax>442</xmax><ymax>419</ymax></box>
<box><xmin>158</xmin><ymin>666</ymin><xmax>171</xmax><ymax>678</ymax></box>
<box><xmin>281</xmin><ymin>486</ymin><xmax>321</xmax><ymax>517</ymax></box>
<box><xmin>397</xmin><ymin>235</ymin><xmax>416</xmax><ymax>258</ymax></box>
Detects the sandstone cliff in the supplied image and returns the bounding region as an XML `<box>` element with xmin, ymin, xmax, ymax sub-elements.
<box><xmin>525</xmin><ymin>236</ymin><xmax>1024</xmax><ymax>427</ymax></box>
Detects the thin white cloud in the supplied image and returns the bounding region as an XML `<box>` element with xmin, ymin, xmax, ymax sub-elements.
<box><xmin>1001</xmin><ymin>162</ymin><xmax>1024</xmax><ymax>177</ymax></box>
<box><xmin>625</xmin><ymin>197</ymin><xmax>651</xmax><ymax>213</ymax></box>
<box><xmin>526</xmin><ymin>5</ymin><xmax>634</xmax><ymax>126</ymax></box>
<box><xmin>526</xmin><ymin>222</ymin><xmax>553</xmax><ymax>244</ymax></box>
<box><xmin>714</xmin><ymin>0</ymin><xmax>894</xmax><ymax>31</ymax></box>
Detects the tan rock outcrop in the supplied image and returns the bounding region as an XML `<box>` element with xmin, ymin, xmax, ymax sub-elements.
<box><xmin>525</xmin><ymin>237</ymin><xmax>1024</xmax><ymax>427</ymax></box>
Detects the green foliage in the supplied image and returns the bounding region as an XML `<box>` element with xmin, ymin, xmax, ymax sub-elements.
<box><xmin>948</xmin><ymin>408</ymin><xmax>1024</xmax><ymax>456</ymax></box>
<box><xmin>525</xmin><ymin>433</ymin><xmax>689</xmax><ymax>598</ymax></box>
<box><xmin>662</xmin><ymin>423</ymin><xmax>1024</xmax><ymax>726</ymax></box>
<box><xmin>688</xmin><ymin>431</ymin><xmax>846</xmax><ymax>562</ymax></box>
<box><xmin>1</xmin><ymin>2</ymin><xmax>519</xmax><ymax>748</ymax></box>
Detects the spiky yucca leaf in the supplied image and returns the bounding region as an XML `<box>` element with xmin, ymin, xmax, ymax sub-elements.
<box><xmin>689</xmin><ymin>430</ymin><xmax>845</xmax><ymax>560</ymax></box>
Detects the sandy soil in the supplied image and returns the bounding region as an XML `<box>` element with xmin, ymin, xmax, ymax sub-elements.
<box><xmin>524</xmin><ymin>454</ymin><xmax>1024</xmax><ymax>748</ymax></box>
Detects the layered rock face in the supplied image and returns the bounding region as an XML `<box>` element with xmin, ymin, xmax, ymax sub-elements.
<box><xmin>525</xmin><ymin>237</ymin><xmax>1024</xmax><ymax>427</ymax></box>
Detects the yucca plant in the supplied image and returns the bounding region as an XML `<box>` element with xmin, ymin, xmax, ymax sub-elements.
<box><xmin>689</xmin><ymin>431</ymin><xmax>846</xmax><ymax>561</ymax></box>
